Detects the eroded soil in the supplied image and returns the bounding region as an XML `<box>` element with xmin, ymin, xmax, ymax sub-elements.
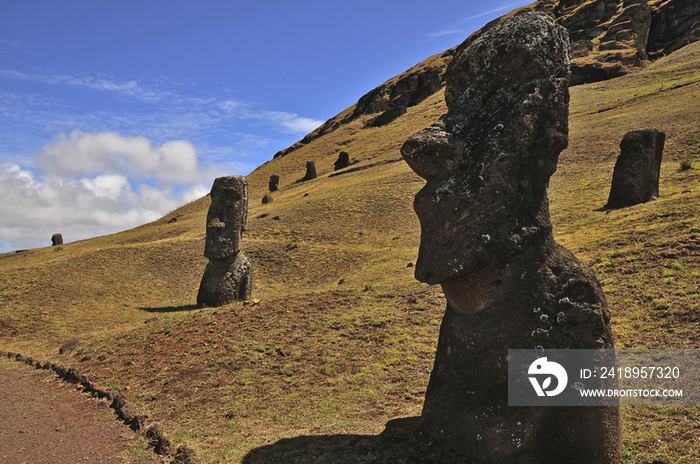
<box><xmin>0</xmin><ymin>362</ymin><xmax>164</xmax><ymax>464</ymax></box>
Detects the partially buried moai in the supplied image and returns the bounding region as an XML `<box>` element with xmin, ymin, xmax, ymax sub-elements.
<box><xmin>401</xmin><ymin>12</ymin><xmax>620</xmax><ymax>464</ymax></box>
<box><xmin>607</xmin><ymin>128</ymin><xmax>665</xmax><ymax>208</ymax></box>
<box><xmin>51</xmin><ymin>233</ymin><xmax>63</xmax><ymax>246</ymax></box>
<box><xmin>197</xmin><ymin>176</ymin><xmax>253</xmax><ymax>307</ymax></box>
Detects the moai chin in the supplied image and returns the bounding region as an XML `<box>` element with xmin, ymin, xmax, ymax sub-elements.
<box><xmin>197</xmin><ymin>176</ymin><xmax>252</xmax><ymax>307</ymax></box>
<box><xmin>401</xmin><ymin>12</ymin><xmax>620</xmax><ymax>464</ymax></box>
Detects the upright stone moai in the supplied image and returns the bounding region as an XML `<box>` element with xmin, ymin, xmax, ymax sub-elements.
<box><xmin>197</xmin><ymin>176</ymin><xmax>253</xmax><ymax>307</ymax></box>
<box><xmin>401</xmin><ymin>12</ymin><xmax>620</xmax><ymax>464</ymax></box>
<box><xmin>269</xmin><ymin>174</ymin><xmax>280</xmax><ymax>192</ymax></box>
<box><xmin>334</xmin><ymin>151</ymin><xmax>351</xmax><ymax>171</ymax></box>
<box><xmin>607</xmin><ymin>128</ymin><xmax>665</xmax><ymax>208</ymax></box>
<box><xmin>51</xmin><ymin>233</ymin><xmax>63</xmax><ymax>246</ymax></box>
<box><xmin>302</xmin><ymin>160</ymin><xmax>317</xmax><ymax>181</ymax></box>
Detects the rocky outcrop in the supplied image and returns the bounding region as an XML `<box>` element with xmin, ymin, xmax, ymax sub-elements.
<box><xmin>607</xmin><ymin>128</ymin><xmax>666</xmax><ymax>207</ymax></box>
<box><xmin>401</xmin><ymin>12</ymin><xmax>620</xmax><ymax>463</ymax></box>
<box><xmin>273</xmin><ymin>50</ymin><xmax>453</xmax><ymax>159</ymax></box>
<box><xmin>549</xmin><ymin>0</ymin><xmax>699</xmax><ymax>84</ymax></box>
<box><xmin>648</xmin><ymin>0</ymin><xmax>700</xmax><ymax>57</ymax></box>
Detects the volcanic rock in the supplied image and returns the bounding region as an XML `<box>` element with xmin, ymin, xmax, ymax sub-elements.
<box><xmin>269</xmin><ymin>174</ymin><xmax>279</xmax><ymax>192</ymax></box>
<box><xmin>197</xmin><ymin>176</ymin><xmax>253</xmax><ymax>307</ymax></box>
<box><xmin>607</xmin><ymin>128</ymin><xmax>665</xmax><ymax>208</ymax></box>
<box><xmin>334</xmin><ymin>151</ymin><xmax>351</xmax><ymax>171</ymax></box>
<box><xmin>302</xmin><ymin>160</ymin><xmax>317</xmax><ymax>181</ymax></box>
<box><xmin>401</xmin><ymin>11</ymin><xmax>620</xmax><ymax>463</ymax></box>
<box><xmin>51</xmin><ymin>233</ymin><xmax>63</xmax><ymax>246</ymax></box>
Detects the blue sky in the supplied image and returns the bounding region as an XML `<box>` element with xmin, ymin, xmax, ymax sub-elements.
<box><xmin>0</xmin><ymin>0</ymin><xmax>526</xmax><ymax>252</ymax></box>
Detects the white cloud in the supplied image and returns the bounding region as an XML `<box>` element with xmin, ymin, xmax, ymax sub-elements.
<box><xmin>255</xmin><ymin>111</ymin><xmax>323</xmax><ymax>133</ymax></box>
<box><xmin>37</xmin><ymin>129</ymin><xmax>203</xmax><ymax>185</ymax></box>
<box><xmin>0</xmin><ymin>130</ymin><xmax>219</xmax><ymax>252</ymax></box>
<box><xmin>79</xmin><ymin>173</ymin><xmax>129</xmax><ymax>200</ymax></box>
<box><xmin>424</xmin><ymin>4</ymin><xmax>519</xmax><ymax>38</ymax></box>
<box><xmin>0</xmin><ymin>70</ymin><xmax>165</xmax><ymax>102</ymax></box>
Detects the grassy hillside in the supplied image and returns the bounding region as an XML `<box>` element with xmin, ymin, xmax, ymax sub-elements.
<box><xmin>1</xmin><ymin>39</ymin><xmax>699</xmax><ymax>463</ymax></box>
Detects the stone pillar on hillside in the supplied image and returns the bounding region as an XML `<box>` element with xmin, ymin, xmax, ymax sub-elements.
<box><xmin>302</xmin><ymin>160</ymin><xmax>317</xmax><ymax>181</ymax></box>
<box><xmin>269</xmin><ymin>174</ymin><xmax>279</xmax><ymax>192</ymax></box>
<box><xmin>334</xmin><ymin>151</ymin><xmax>351</xmax><ymax>171</ymax></box>
<box><xmin>51</xmin><ymin>233</ymin><xmax>63</xmax><ymax>246</ymax></box>
<box><xmin>197</xmin><ymin>176</ymin><xmax>253</xmax><ymax>307</ymax></box>
<box><xmin>607</xmin><ymin>128</ymin><xmax>665</xmax><ymax>208</ymax></box>
<box><xmin>401</xmin><ymin>12</ymin><xmax>620</xmax><ymax>464</ymax></box>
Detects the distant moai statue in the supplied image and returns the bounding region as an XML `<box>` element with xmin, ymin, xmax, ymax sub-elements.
<box><xmin>401</xmin><ymin>12</ymin><xmax>620</xmax><ymax>464</ymax></box>
<box><xmin>51</xmin><ymin>233</ymin><xmax>63</xmax><ymax>246</ymax></box>
<box><xmin>197</xmin><ymin>176</ymin><xmax>252</xmax><ymax>307</ymax></box>
<box><xmin>269</xmin><ymin>174</ymin><xmax>279</xmax><ymax>192</ymax></box>
<box><xmin>302</xmin><ymin>160</ymin><xmax>317</xmax><ymax>181</ymax></box>
<box><xmin>334</xmin><ymin>151</ymin><xmax>351</xmax><ymax>171</ymax></box>
<box><xmin>262</xmin><ymin>194</ymin><xmax>273</xmax><ymax>204</ymax></box>
<box><xmin>607</xmin><ymin>128</ymin><xmax>665</xmax><ymax>208</ymax></box>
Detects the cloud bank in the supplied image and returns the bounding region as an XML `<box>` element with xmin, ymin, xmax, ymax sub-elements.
<box><xmin>0</xmin><ymin>131</ymin><xmax>214</xmax><ymax>252</ymax></box>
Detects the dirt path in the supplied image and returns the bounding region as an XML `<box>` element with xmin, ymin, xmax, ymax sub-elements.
<box><xmin>0</xmin><ymin>361</ymin><xmax>164</xmax><ymax>464</ymax></box>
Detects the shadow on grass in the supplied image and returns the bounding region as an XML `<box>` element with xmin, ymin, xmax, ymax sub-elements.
<box><xmin>138</xmin><ymin>304</ymin><xmax>199</xmax><ymax>313</ymax></box>
<box><xmin>241</xmin><ymin>416</ymin><xmax>469</xmax><ymax>464</ymax></box>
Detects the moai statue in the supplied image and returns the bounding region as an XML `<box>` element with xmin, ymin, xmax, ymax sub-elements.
<box><xmin>334</xmin><ymin>151</ymin><xmax>351</xmax><ymax>171</ymax></box>
<box><xmin>401</xmin><ymin>12</ymin><xmax>620</xmax><ymax>464</ymax></box>
<box><xmin>269</xmin><ymin>174</ymin><xmax>280</xmax><ymax>192</ymax></box>
<box><xmin>51</xmin><ymin>233</ymin><xmax>63</xmax><ymax>246</ymax></box>
<box><xmin>197</xmin><ymin>176</ymin><xmax>252</xmax><ymax>307</ymax></box>
<box><xmin>607</xmin><ymin>128</ymin><xmax>665</xmax><ymax>208</ymax></box>
<box><xmin>302</xmin><ymin>160</ymin><xmax>317</xmax><ymax>181</ymax></box>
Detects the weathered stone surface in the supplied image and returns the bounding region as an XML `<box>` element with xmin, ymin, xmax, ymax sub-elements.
<box><xmin>59</xmin><ymin>337</ymin><xmax>80</xmax><ymax>354</ymax></box>
<box><xmin>607</xmin><ymin>128</ymin><xmax>665</xmax><ymax>208</ymax></box>
<box><xmin>262</xmin><ymin>194</ymin><xmax>273</xmax><ymax>204</ymax></box>
<box><xmin>401</xmin><ymin>12</ymin><xmax>620</xmax><ymax>463</ymax></box>
<box><xmin>110</xmin><ymin>393</ymin><xmax>148</xmax><ymax>431</ymax></box>
<box><xmin>648</xmin><ymin>0</ymin><xmax>700</xmax><ymax>57</ymax></box>
<box><xmin>302</xmin><ymin>160</ymin><xmax>318</xmax><ymax>181</ymax></box>
<box><xmin>197</xmin><ymin>176</ymin><xmax>253</xmax><ymax>307</ymax></box>
<box><xmin>366</xmin><ymin>106</ymin><xmax>407</xmax><ymax>127</ymax></box>
<box><xmin>173</xmin><ymin>444</ymin><xmax>197</xmax><ymax>464</ymax></box>
<box><xmin>269</xmin><ymin>174</ymin><xmax>279</xmax><ymax>192</ymax></box>
<box><xmin>203</xmin><ymin>176</ymin><xmax>248</xmax><ymax>260</ymax></box>
<box><xmin>51</xmin><ymin>233</ymin><xmax>63</xmax><ymax>246</ymax></box>
<box><xmin>403</xmin><ymin>11</ymin><xmax>570</xmax><ymax>285</ymax></box>
<box><xmin>334</xmin><ymin>151</ymin><xmax>351</xmax><ymax>171</ymax></box>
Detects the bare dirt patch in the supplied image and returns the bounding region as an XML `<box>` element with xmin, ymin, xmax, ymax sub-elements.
<box><xmin>0</xmin><ymin>362</ymin><xmax>164</xmax><ymax>464</ymax></box>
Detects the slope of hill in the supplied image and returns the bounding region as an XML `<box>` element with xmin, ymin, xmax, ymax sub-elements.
<box><xmin>1</xmin><ymin>30</ymin><xmax>699</xmax><ymax>464</ymax></box>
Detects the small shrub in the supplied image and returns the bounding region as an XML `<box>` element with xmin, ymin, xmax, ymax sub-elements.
<box><xmin>678</xmin><ymin>158</ymin><xmax>692</xmax><ymax>171</ymax></box>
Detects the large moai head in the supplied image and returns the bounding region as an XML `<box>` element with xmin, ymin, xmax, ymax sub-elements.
<box><xmin>204</xmin><ymin>176</ymin><xmax>249</xmax><ymax>261</ymax></box>
<box><xmin>401</xmin><ymin>11</ymin><xmax>570</xmax><ymax>285</ymax></box>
